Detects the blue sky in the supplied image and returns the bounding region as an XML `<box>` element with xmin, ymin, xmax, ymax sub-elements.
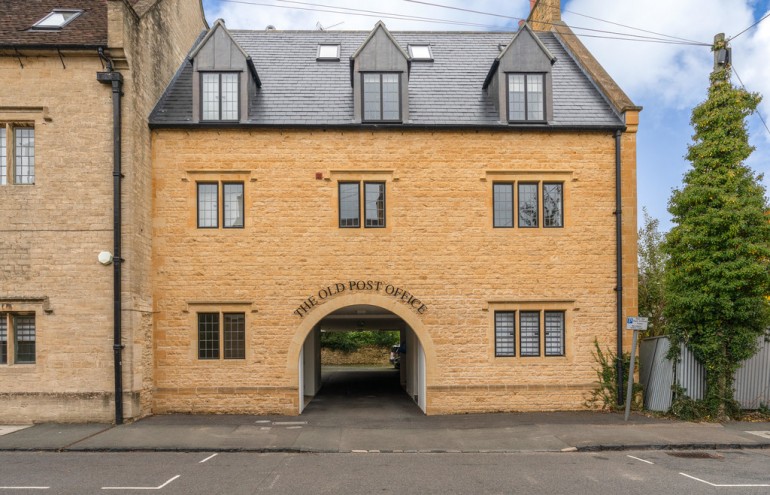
<box><xmin>201</xmin><ymin>0</ymin><xmax>770</xmax><ymax>231</ymax></box>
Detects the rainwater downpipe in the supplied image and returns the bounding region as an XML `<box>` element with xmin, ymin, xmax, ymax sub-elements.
<box><xmin>615</xmin><ymin>129</ymin><xmax>624</xmax><ymax>407</ymax></box>
<box><xmin>97</xmin><ymin>48</ymin><xmax>125</xmax><ymax>424</ymax></box>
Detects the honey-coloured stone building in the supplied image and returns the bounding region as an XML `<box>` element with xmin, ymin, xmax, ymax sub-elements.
<box><xmin>148</xmin><ymin>1</ymin><xmax>640</xmax><ymax>415</ymax></box>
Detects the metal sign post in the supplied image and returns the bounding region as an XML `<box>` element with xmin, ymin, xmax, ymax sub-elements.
<box><xmin>624</xmin><ymin>317</ymin><xmax>648</xmax><ymax>421</ymax></box>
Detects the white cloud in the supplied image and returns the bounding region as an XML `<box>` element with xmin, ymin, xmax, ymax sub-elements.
<box><xmin>207</xmin><ymin>0</ymin><xmax>525</xmax><ymax>32</ymax></box>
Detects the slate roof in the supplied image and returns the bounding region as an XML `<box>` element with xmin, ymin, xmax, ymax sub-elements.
<box><xmin>0</xmin><ymin>0</ymin><xmax>107</xmax><ymax>48</ymax></box>
<box><xmin>150</xmin><ymin>29</ymin><xmax>624</xmax><ymax>128</ymax></box>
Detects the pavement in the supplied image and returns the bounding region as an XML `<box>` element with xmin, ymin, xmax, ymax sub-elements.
<box><xmin>1</xmin><ymin>367</ymin><xmax>769</xmax><ymax>454</ymax></box>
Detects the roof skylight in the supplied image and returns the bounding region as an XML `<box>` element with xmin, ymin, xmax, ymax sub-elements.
<box><xmin>317</xmin><ymin>44</ymin><xmax>340</xmax><ymax>61</ymax></box>
<box><xmin>33</xmin><ymin>10</ymin><xmax>83</xmax><ymax>29</ymax></box>
<box><xmin>408</xmin><ymin>44</ymin><xmax>433</xmax><ymax>61</ymax></box>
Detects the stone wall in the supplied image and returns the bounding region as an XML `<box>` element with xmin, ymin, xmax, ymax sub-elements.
<box><xmin>151</xmin><ymin>126</ymin><xmax>638</xmax><ymax>415</ymax></box>
<box><xmin>0</xmin><ymin>0</ymin><xmax>206</xmax><ymax>423</ymax></box>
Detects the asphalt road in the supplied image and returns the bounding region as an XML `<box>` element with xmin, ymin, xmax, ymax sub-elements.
<box><xmin>1</xmin><ymin>449</ymin><xmax>769</xmax><ymax>494</ymax></box>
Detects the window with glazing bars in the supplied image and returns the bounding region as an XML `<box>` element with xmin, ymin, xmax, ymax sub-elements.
<box><xmin>545</xmin><ymin>311</ymin><xmax>565</xmax><ymax>356</ymax></box>
<box><xmin>0</xmin><ymin>315</ymin><xmax>7</xmax><ymax>364</ymax></box>
<box><xmin>494</xmin><ymin>311</ymin><xmax>515</xmax><ymax>357</ymax></box>
<box><xmin>223</xmin><ymin>313</ymin><xmax>245</xmax><ymax>359</ymax></box>
<box><xmin>0</xmin><ymin>314</ymin><xmax>35</xmax><ymax>364</ymax></box>
<box><xmin>507</xmin><ymin>73</ymin><xmax>545</xmax><ymax>121</ymax></box>
<box><xmin>198</xmin><ymin>313</ymin><xmax>220</xmax><ymax>359</ymax></box>
<box><xmin>518</xmin><ymin>183</ymin><xmax>538</xmax><ymax>227</ymax></box>
<box><xmin>519</xmin><ymin>311</ymin><xmax>540</xmax><ymax>356</ymax></box>
<box><xmin>339</xmin><ymin>182</ymin><xmax>360</xmax><ymax>228</ymax></box>
<box><xmin>0</xmin><ymin>126</ymin><xmax>35</xmax><ymax>185</ymax></box>
<box><xmin>201</xmin><ymin>72</ymin><xmax>239</xmax><ymax>121</ymax></box>
<box><xmin>197</xmin><ymin>183</ymin><xmax>218</xmax><ymax>228</ymax></box>
<box><xmin>543</xmin><ymin>182</ymin><xmax>563</xmax><ymax>228</ymax></box>
<box><xmin>364</xmin><ymin>182</ymin><xmax>386</xmax><ymax>227</ymax></box>
<box><xmin>493</xmin><ymin>182</ymin><xmax>514</xmax><ymax>228</ymax></box>
<box><xmin>223</xmin><ymin>183</ymin><xmax>244</xmax><ymax>228</ymax></box>
<box><xmin>197</xmin><ymin>182</ymin><xmax>244</xmax><ymax>229</ymax></box>
<box><xmin>362</xmin><ymin>73</ymin><xmax>401</xmax><ymax>122</ymax></box>
<box><xmin>339</xmin><ymin>181</ymin><xmax>385</xmax><ymax>228</ymax></box>
<box><xmin>14</xmin><ymin>315</ymin><xmax>35</xmax><ymax>363</ymax></box>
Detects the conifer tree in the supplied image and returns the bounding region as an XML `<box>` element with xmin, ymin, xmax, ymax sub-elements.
<box><xmin>664</xmin><ymin>38</ymin><xmax>770</xmax><ymax>419</ymax></box>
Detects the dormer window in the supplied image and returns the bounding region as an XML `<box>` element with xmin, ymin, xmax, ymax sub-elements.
<box><xmin>362</xmin><ymin>73</ymin><xmax>401</xmax><ymax>122</ymax></box>
<box><xmin>507</xmin><ymin>73</ymin><xmax>545</xmax><ymax>122</ymax></box>
<box><xmin>408</xmin><ymin>44</ymin><xmax>433</xmax><ymax>61</ymax></box>
<box><xmin>201</xmin><ymin>72</ymin><xmax>239</xmax><ymax>121</ymax></box>
<box><xmin>32</xmin><ymin>9</ymin><xmax>82</xmax><ymax>29</ymax></box>
<box><xmin>317</xmin><ymin>44</ymin><xmax>340</xmax><ymax>61</ymax></box>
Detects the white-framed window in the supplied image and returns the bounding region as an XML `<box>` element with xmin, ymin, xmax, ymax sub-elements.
<box><xmin>362</xmin><ymin>73</ymin><xmax>401</xmax><ymax>122</ymax></box>
<box><xmin>32</xmin><ymin>10</ymin><xmax>82</xmax><ymax>29</ymax></box>
<box><xmin>507</xmin><ymin>73</ymin><xmax>545</xmax><ymax>122</ymax></box>
<box><xmin>0</xmin><ymin>313</ymin><xmax>36</xmax><ymax>365</ymax></box>
<box><xmin>197</xmin><ymin>181</ymin><xmax>244</xmax><ymax>229</ymax></box>
<box><xmin>198</xmin><ymin>312</ymin><xmax>245</xmax><ymax>360</ymax></box>
<box><xmin>0</xmin><ymin>125</ymin><xmax>35</xmax><ymax>186</ymax></box>
<box><xmin>201</xmin><ymin>72</ymin><xmax>239</xmax><ymax>121</ymax></box>
<box><xmin>317</xmin><ymin>44</ymin><xmax>340</xmax><ymax>60</ymax></box>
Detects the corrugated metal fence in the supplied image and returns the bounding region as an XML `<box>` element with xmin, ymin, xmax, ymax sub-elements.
<box><xmin>640</xmin><ymin>336</ymin><xmax>769</xmax><ymax>412</ymax></box>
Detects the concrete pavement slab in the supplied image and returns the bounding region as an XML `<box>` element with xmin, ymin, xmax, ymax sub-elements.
<box><xmin>0</xmin><ymin>423</ymin><xmax>110</xmax><ymax>450</ymax></box>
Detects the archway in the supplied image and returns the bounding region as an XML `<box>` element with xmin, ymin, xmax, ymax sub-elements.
<box><xmin>289</xmin><ymin>294</ymin><xmax>434</xmax><ymax>415</ymax></box>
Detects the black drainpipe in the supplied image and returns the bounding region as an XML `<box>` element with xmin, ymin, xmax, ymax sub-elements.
<box><xmin>614</xmin><ymin>129</ymin><xmax>624</xmax><ymax>407</ymax></box>
<box><xmin>97</xmin><ymin>48</ymin><xmax>125</xmax><ymax>424</ymax></box>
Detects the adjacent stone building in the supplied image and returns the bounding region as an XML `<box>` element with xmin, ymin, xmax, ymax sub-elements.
<box><xmin>0</xmin><ymin>0</ymin><xmax>206</xmax><ymax>422</ymax></box>
<box><xmin>148</xmin><ymin>2</ymin><xmax>640</xmax><ymax>415</ymax></box>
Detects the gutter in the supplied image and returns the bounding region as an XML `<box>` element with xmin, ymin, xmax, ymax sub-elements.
<box><xmin>149</xmin><ymin>122</ymin><xmax>627</xmax><ymax>132</ymax></box>
<box><xmin>615</xmin><ymin>129</ymin><xmax>624</xmax><ymax>406</ymax></box>
<box><xmin>96</xmin><ymin>48</ymin><xmax>125</xmax><ymax>425</ymax></box>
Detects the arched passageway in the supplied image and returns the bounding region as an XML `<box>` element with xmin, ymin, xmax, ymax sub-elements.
<box><xmin>296</xmin><ymin>302</ymin><xmax>429</xmax><ymax>415</ymax></box>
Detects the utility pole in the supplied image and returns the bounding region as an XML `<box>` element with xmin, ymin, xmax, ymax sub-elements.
<box><xmin>713</xmin><ymin>33</ymin><xmax>731</xmax><ymax>72</ymax></box>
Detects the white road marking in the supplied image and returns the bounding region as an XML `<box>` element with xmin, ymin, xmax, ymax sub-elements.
<box><xmin>627</xmin><ymin>455</ymin><xmax>654</xmax><ymax>465</ymax></box>
<box><xmin>272</xmin><ymin>421</ymin><xmax>307</xmax><ymax>426</ymax></box>
<box><xmin>745</xmin><ymin>431</ymin><xmax>770</xmax><ymax>439</ymax></box>
<box><xmin>285</xmin><ymin>426</ymin><xmax>302</xmax><ymax>430</ymax></box>
<box><xmin>102</xmin><ymin>475</ymin><xmax>180</xmax><ymax>490</ymax></box>
<box><xmin>199</xmin><ymin>453</ymin><xmax>218</xmax><ymax>464</ymax></box>
<box><xmin>680</xmin><ymin>473</ymin><xmax>770</xmax><ymax>487</ymax></box>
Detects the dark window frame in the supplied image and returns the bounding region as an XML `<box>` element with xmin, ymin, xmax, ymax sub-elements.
<box><xmin>494</xmin><ymin>310</ymin><xmax>516</xmax><ymax>357</ymax></box>
<box><xmin>519</xmin><ymin>311</ymin><xmax>541</xmax><ymax>357</ymax></box>
<box><xmin>338</xmin><ymin>181</ymin><xmax>361</xmax><ymax>228</ymax></box>
<box><xmin>506</xmin><ymin>73</ymin><xmax>546</xmax><ymax>123</ymax></box>
<box><xmin>198</xmin><ymin>312</ymin><xmax>246</xmax><ymax>361</ymax></box>
<box><xmin>223</xmin><ymin>313</ymin><xmax>246</xmax><ymax>359</ymax></box>
<box><xmin>543</xmin><ymin>182</ymin><xmax>564</xmax><ymax>228</ymax></box>
<box><xmin>196</xmin><ymin>182</ymin><xmax>219</xmax><ymax>229</ymax></box>
<box><xmin>363</xmin><ymin>181</ymin><xmax>386</xmax><ymax>228</ymax></box>
<box><xmin>222</xmin><ymin>181</ymin><xmax>245</xmax><ymax>229</ymax></box>
<box><xmin>518</xmin><ymin>182</ymin><xmax>539</xmax><ymax>228</ymax></box>
<box><xmin>493</xmin><ymin>182</ymin><xmax>515</xmax><ymax>228</ymax></box>
<box><xmin>338</xmin><ymin>181</ymin><xmax>387</xmax><ymax>229</ymax></box>
<box><xmin>0</xmin><ymin>313</ymin><xmax>36</xmax><ymax>365</ymax></box>
<box><xmin>544</xmin><ymin>310</ymin><xmax>566</xmax><ymax>356</ymax></box>
<box><xmin>199</xmin><ymin>71</ymin><xmax>241</xmax><ymax>122</ymax></box>
<box><xmin>361</xmin><ymin>72</ymin><xmax>402</xmax><ymax>123</ymax></box>
<box><xmin>197</xmin><ymin>181</ymin><xmax>245</xmax><ymax>230</ymax></box>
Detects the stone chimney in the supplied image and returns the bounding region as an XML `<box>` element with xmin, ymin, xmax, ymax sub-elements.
<box><xmin>528</xmin><ymin>0</ymin><xmax>561</xmax><ymax>31</ymax></box>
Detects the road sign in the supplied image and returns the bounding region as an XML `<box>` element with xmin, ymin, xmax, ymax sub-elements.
<box><xmin>626</xmin><ymin>316</ymin><xmax>649</xmax><ymax>331</ymax></box>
